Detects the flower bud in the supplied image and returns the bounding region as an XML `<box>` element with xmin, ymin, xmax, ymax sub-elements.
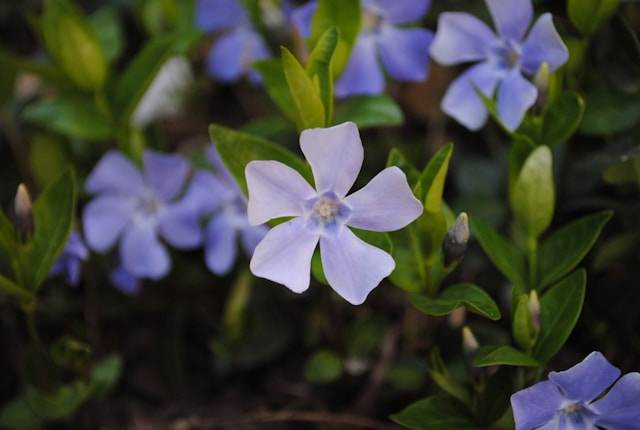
<box><xmin>534</xmin><ymin>62</ymin><xmax>550</xmax><ymax>111</ymax></box>
<box><xmin>462</xmin><ymin>325</ymin><xmax>479</xmax><ymax>354</ymax></box>
<box><xmin>14</xmin><ymin>183</ymin><xmax>33</xmax><ymax>240</ymax></box>
<box><xmin>528</xmin><ymin>290</ymin><xmax>541</xmax><ymax>337</ymax></box>
<box><xmin>443</xmin><ymin>212</ymin><xmax>470</xmax><ymax>266</ymax></box>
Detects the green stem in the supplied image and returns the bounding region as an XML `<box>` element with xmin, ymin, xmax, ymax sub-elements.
<box><xmin>527</xmin><ymin>235</ymin><xmax>538</xmax><ymax>290</ymax></box>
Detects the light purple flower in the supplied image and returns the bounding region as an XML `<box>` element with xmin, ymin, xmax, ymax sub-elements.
<box><xmin>292</xmin><ymin>0</ymin><xmax>433</xmax><ymax>97</ymax></box>
<box><xmin>182</xmin><ymin>147</ymin><xmax>268</xmax><ymax>275</ymax></box>
<box><xmin>50</xmin><ymin>231</ymin><xmax>89</xmax><ymax>286</ymax></box>
<box><xmin>430</xmin><ymin>0</ymin><xmax>569</xmax><ymax>131</ymax></box>
<box><xmin>245</xmin><ymin>122</ymin><xmax>423</xmax><ymax>305</ymax></box>
<box><xmin>196</xmin><ymin>0</ymin><xmax>271</xmax><ymax>84</ymax></box>
<box><xmin>82</xmin><ymin>150</ymin><xmax>201</xmax><ymax>280</ymax></box>
<box><xmin>110</xmin><ymin>265</ymin><xmax>141</xmax><ymax>295</ymax></box>
<box><xmin>511</xmin><ymin>351</ymin><xmax>640</xmax><ymax>429</ymax></box>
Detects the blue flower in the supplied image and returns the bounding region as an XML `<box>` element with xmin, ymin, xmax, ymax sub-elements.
<box><xmin>245</xmin><ymin>122</ymin><xmax>423</xmax><ymax>305</ymax></box>
<box><xmin>50</xmin><ymin>231</ymin><xmax>89</xmax><ymax>286</ymax></box>
<box><xmin>196</xmin><ymin>0</ymin><xmax>271</xmax><ymax>84</ymax></box>
<box><xmin>430</xmin><ymin>0</ymin><xmax>569</xmax><ymax>131</ymax></box>
<box><xmin>292</xmin><ymin>0</ymin><xmax>433</xmax><ymax>97</ymax></box>
<box><xmin>82</xmin><ymin>150</ymin><xmax>201</xmax><ymax>280</ymax></box>
<box><xmin>110</xmin><ymin>265</ymin><xmax>141</xmax><ymax>295</ymax></box>
<box><xmin>511</xmin><ymin>351</ymin><xmax>640</xmax><ymax>429</ymax></box>
<box><xmin>182</xmin><ymin>146</ymin><xmax>267</xmax><ymax>275</ymax></box>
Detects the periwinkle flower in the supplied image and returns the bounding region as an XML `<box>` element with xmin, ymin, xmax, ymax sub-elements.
<box><xmin>50</xmin><ymin>231</ymin><xmax>89</xmax><ymax>286</ymax></box>
<box><xmin>196</xmin><ymin>0</ymin><xmax>270</xmax><ymax>84</ymax></box>
<box><xmin>183</xmin><ymin>147</ymin><xmax>267</xmax><ymax>275</ymax></box>
<box><xmin>245</xmin><ymin>122</ymin><xmax>423</xmax><ymax>305</ymax></box>
<box><xmin>83</xmin><ymin>150</ymin><xmax>202</xmax><ymax>280</ymax></box>
<box><xmin>430</xmin><ymin>0</ymin><xmax>569</xmax><ymax>131</ymax></box>
<box><xmin>292</xmin><ymin>0</ymin><xmax>433</xmax><ymax>97</ymax></box>
<box><xmin>110</xmin><ymin>265</ymin><xmax>141</xmax><ymax>295</ymax></box>
<box><xmin>511</xmin><ymin>351</ymin><xmax>640</xmax><ymax>429</ymax></box>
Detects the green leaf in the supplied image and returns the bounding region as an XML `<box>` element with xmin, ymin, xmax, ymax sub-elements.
<box><xmin>533</xmin><ymin>269</ymin><xmax>587</xmax><ymax>363</ymax></box>
<box><xmin>386</xmin><ymin>148</ymin><xmax>420</xmax><ymax>187</ymax></box>
<box><xmin>0</xmin><ymin>397</ymin><xmax>42</xmax><ymax>428</ymax></box>
<box><xmin>281</xmin><ymin>47</ymin><xmax>326</xmax><ymax>131</ymax></box>
<box><xmin>0</xmin><ymin>211</ymin><xmax>17</xmax><ymax>259</ymax></box>
<box><xmin>22</xmin><ymin>96</ymin><xmax>114</xmax><ymax>141</ymax></box>
<box><xmin>306</xmin><ymin>27</ymin><xmax>338</xmax><ymax>124</ymax></box>
<box><xmin>568</xmin><ymin>0</ymin><xmax>619</xmax><ymax>36</ymax></box>
<box><xmin>334</xmin><ymin>95</ymin><xmax>404</xmax><ymax>129</ymax></box>
<box><xmin>209</xmin><ymin>124</ymin><xmax>312</xmax><ymax>194</ymax></box>
<box><xmin>90</xmin><ymin>354</ymin><xmax>123</xmax><ymax>398</ymax></box>
<box><xmin>114</xmin><ymin>30</ymin><xmax>199</xmax><ymax>124</ymax></box>
<box><xmin>391</xmin><ymin>396</ymin><xmax>478</xmax><ymax>430</ymax></box>
<box><xmin>410</xmin><ymin>283</ymin><xmax>501</xmax><ymax>321</ymax></box>
<box><xmin>537</xmin><ymin>211</ymin><xmax>612</xmax><ymax>290</ymax></box>
<box><xmin>580</xmin><ymin>88</ymin><xmax>640</xmax><ymax>136</ymax></box>
<box><xmin>309</xmin><ymin>0</ymin><xmax>361</xmax><ymax>75</ymax></box>
<box><xmin>389</xmin><ymin>226</ymin><xmax>426</xmax><ymax>293</ymax></box>
<box><xmin>513</xmin><ymin>294</ymin><xmax>534</xmax><ymax>351</ymax></box>
<box><xmin>473</xmin><ymin>345</ymin><xmax>540</xmax><ymax>367</ymax></box>
<box><xmin>541</xmin><ymin>91</ymin><xmax>585</xmax><ymax>146</ymax></box>
<box><xmin>0</xmin><ymin>274</ymin><xmax>35</xmax><ymax>306</ymax></box>
<box><xmin>25</xmin><ymin>382</ymin><xmax>92</xmax><ymax>420</ymax></box>
<box><xmin>90</xmin><ymin>5</ymin><xmax>124</xmax><ymax>64</ymax></box>
<box><xmin>415</xmin><ymin>143</ymin><xmax>453</xmax><ymax>211</ymax></box>
<box><xmin>471</xmin><ymin>218</ymin><xmax>527</xmax><ymax>293</ymax></box>
<box><xmin>19</xmin><ymin>168</ymin><xmax>77</xmax><ymax>290</ymax></box>
<box><xmin>304</xmin><ymin>350</ymin><xmax>343</xmax><ymax>384</ymax></box>
<box><xmin>511</xmin><ymin>145</ymin><xmax>555</xmax><ymax>239</ymax></box>
<box><xmin>475</xmin><ymin>367</ymin><xmax>514</xmax><ymax>426</ymax></box>
<box><xmin>254</xmin><ymin>59</ymin><xmax>297</xmax><ymax>123</ymax></box>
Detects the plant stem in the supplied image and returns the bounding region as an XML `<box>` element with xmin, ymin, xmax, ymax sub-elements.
<box><xmin>527</xmin><ymin>235</ymin><xmax>538</xmax><ymax>290</ymax></box>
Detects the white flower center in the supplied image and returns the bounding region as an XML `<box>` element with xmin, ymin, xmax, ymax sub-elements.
<box><xmin>313</xmin><ymin>197</ymin><xmax>340</xmax><ymax>221</ymax></box>
<box><xmin>304</xmin><ymin>191</ymin><xmax>351</xmax><ymax>235</ymax></box>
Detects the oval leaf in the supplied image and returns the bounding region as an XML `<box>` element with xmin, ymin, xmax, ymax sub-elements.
<box><xmin>473</xmin><ymin>345</ymin><xmax>540</xmax><ymax>368</ymax></box>
<box><xmin>410</xmin><ymin>283</ymin><xmax>501</xmax><ymax>321</ymax></box>
<box><xmin>390</xmin><ymin>396</ymin><xmax>478</xmax><ymax>430</ymax></box>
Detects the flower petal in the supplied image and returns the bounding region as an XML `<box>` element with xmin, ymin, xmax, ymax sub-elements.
<box><xmin>83</xmin><ymin>195</ymin><xmax>135</xmax><ymax>252</ymax></box>
<box><xmin>486</xmin><ymin>0</ymin><xmax>532</xmax><ymax>41</ymax></box>
<box><xmin>430</xmin><ymin>12</ymin><xmax>497</xmax><ymax>65</ymax></box>
<box><xmin>110</xmin><ymin>266</ymin><xmax>141</xmax><ymax>295</ymax></box>
<box><xmin>205</xmin><ymin>213</ymin><xmax>238</xmax><ymax>275</ymax></box>
<box><xmin>592</xmin><ymin>372</ymin><xmax>640</xmax><ymax>429</ymax></box>
<box><xmin>207</xmin><ymin>27</ymin><xmax>270</xmax><ymax>83</ymax></box>
<box><xmin>549</xmin><ymin>351</ymin><xmax>621</xmax><ymax>404</ymax></box>
<box><xmin>496</xmin><ymin>70</ymin><xmax>538</xmax><ymax>131</ymax></box>
<box><xmin>345</xmin><ymin>167</ymin><xmax>423</xmax><ymax>231</ymax></box>
<box><xmin>85</xmin><ymin>151</ymin><xmax>145</xmax><ymax>196</ymax></box>
<box><xmin>250</xmin><ymin>218</ymin><xmax>319</xmax><ymax>293</ymax></box>
<box><xmin>367</xmin><ymin>0</ymin><xmax>430</xmax><ymax>24</ymax></box>
<box><xmin>441</xmin><ymin>61</ymin><xmax>502</xmax><ymax>130</ymax></box>
<box><xmin>320</xmin><ymin>228</ymin><xmax>394</xmax><ymax>305</ymax></box>
<box><xmin>195</xmin><ymin>0</ymin><xmax>248</xmax><ymax>32</ymax></box>
<box><xmin>300</xmin><ymin>121</ymin><xmax>363</xmax><ymax>197</ymax></box>
<box><xmin>180</xmin><ymin>170</ymin><xmax>227</xmax><ymax>216</ymax></box>
<box><xmin>245</xmin><ymin>160</ymin><xmax>316</xmax><ymax>225</ymax></box>
<box><xmin>158</xmin><ymin>203</ymin><xmax>204</xmax><ymax>250</ymax></box>
<box><xmin>521</xmin><ymin>13</ymin><xmax>569</xmax><ymax>75</ymax></box>
<box><xmin>510</xmin><ymin>380</ymin><xmax>564</xmax><ymax>430</ymax></box>
<box><xmin>291</xmin><ymin>1</ymin><xmax>317</xmax><ymax>38</ymax></box>
<box><xmin>378</xmin><ymin>26</ymin><xmax>433</xmax><ymax>82</ymax></box>
<box><xmin>120</xmin><ymin>222</ymin><xmax>170</xmax><ymax>280</ymax></box>
<box><xmin>206</xmin><ymin>145</ymin><xmax>237</xmax><ymax>189</ymax></box>
<box><xmin>240</xmin><ymin>224</ymin><xmax>268</xmax><ymax>256</ymax></box>
<box><xmin>335</xmin><ymin>36</ymin><xmax>385</xmax><ymax>97</ymax></box>
<box><xmin>143</xmin><ymin>151</ymin><xmax>190</xmax><ymax>202</ymax></box>
<box><xmin>66</xmin><ymin>232</ymin><xmax>89</xmax><ymax>260</ymax></box>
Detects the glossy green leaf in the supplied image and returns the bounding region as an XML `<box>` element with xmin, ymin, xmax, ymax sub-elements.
<box><xmin>254</xmin><ymin>59</ymin><xmax>297</xmax><ymax>123</ymax></box>
<box><xmin>90</xmin><ymin>5</ymin><xmax>124</xmax><ymax>63</ymax></box>
<box><xmin>410</xmin><ymin>283</ymin><xmax>501</xmax><ymax>321</ymax></box>
<box><xmin>19</xmin><ymin>168</ymin><xmax>77</xmax><ymax>290</ymax></box>
<box><xmin>511</xmin><ymin>145</ymin><xmax>555</xmax><ymax>239</ymax></box>
<box><xmin>391</xmin><ymin>396</ymin><xmax>478</xmax><ymax>430</ymax></box>
<box><xmin>22</xmin><ymin>96</ymin><xmax>114</xmax><ymax>141</ymax></box>
<box><xmin>281</xmin><ymin>47</ymin><xmax>325</xmax><ymax>131</ymax></box>
<box><xmin>533</xmin><ymin>269</ymin><xmax>587</xmax><ymax>363</ymax></box>
<box><xmin>334</xmin><ymin>95</ymin><xmax>404</xmax><ymax>129</ymax></box>
<box><xmin>209</xmin><ymin>124</ymin><xmax>312</xmax><ymax>194</ymax></box>
<box><xmin>304</xmin><ymin>350</ymin><xmax>343</xmax><ymax>384</ymax></box>
<box><xmin>473</xmin><ymin>345</ymin><xmax>539</xmax><ymax>367</ymax></box>
<box><xmin>568</xmin><ymin>0</ymin><xmax>619</xmax><ymax>36</ymax></box>
<box><xmin>471</xmin><ymin>218</ymin><xmax>527</xmax><ymax>293</ymax></box>
<box><xmin>306</xmin><ymin>27</ymin><xmax>338</xmax><ymax>124</ymax></box>
<box><xmin>309</xmin><ymin>0</ymin><xmax>360</xmax><ymax>75</ymax></box>
<box><xmin>513</xmin><ymin>294</ymin><xmax>534</xmax><ymax>351</ymax></box>
<box><xmin>415</xmin><ymin>143</ymin><xmax>453</xmax><ymax>211</ymax></box>
<box><xmin>541</xmin><ymin>91</ymin><xmax>585</xmax><ymax>146</ymax></box>
<box><xmin>537</xmin><ymin>211</ymin><xmax>612</xmax><ymax>290</ymax></box>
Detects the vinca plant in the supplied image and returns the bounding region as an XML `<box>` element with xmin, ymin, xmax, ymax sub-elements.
<box><xmin>0</xmin><ymin>0</ymin><xmax>638</xmax><ymax>428</ymax></box>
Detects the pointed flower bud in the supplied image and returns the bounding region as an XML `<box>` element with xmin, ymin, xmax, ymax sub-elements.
<box><xmin>443</xmin><ymin>212</ymin><xmax>470</xmax><ymax>266</ymax></box>
<box><xmin>528</xmin><ymin>290</ymin><xmax>541</xmax><ymax>337</ymax></box>
<box><xmin>462</xmin><ymin>325</ymin><xmax>479</xmax><ymax>354</ymax></box>
<box><xmin>14</xmin><ymin>183</ymin><xmax>33</xmax><ymax>240</ymax></box>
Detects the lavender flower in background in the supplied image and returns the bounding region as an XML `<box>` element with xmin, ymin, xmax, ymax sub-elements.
<box><xmin>430</xmin><ymin>0</ymin><xmax>569</xmax><ymax>131</ymax></box>
<box><xmin>196</xmin><ymin>0</ymin><xmax>270</xmax><ymax>84</ymax></box>
<box><xmin>83</xmin><ymin>150</ymin><xmax>202</xmax><ymax>281</ymax></box>
<box><xmin>511</xmin><ymin>351</ymin><xmax>640</xmax><ymax>429</ymax></box>
<box><xmin>50</xmin><ymin>231</ymin><xmax>89</xmax><ymax>286</ymax></box>
<box><xmin>110</xmin><ymin>265</ymin><xmax>141</xmax><ymax>295</ymax></box>
<box><xmin>245</xmin><ymin>122</ymin><xmax>423</xmax><ymax>305</ymax></box>
<box><xmin>182</xmin><ymin>146</ymin><xmax>267</xmax><ymax>275</ymax></box>
<box><xmin>293</xmin><ymin>0</ymin><xmax>433</xmax><ymax>98</ymax></box>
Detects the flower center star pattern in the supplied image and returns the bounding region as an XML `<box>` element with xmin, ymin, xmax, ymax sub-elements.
<box><xmin>245</xmin><ymin>122</ymin><xmax>423</xmax><ymax>305</ymax></box>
